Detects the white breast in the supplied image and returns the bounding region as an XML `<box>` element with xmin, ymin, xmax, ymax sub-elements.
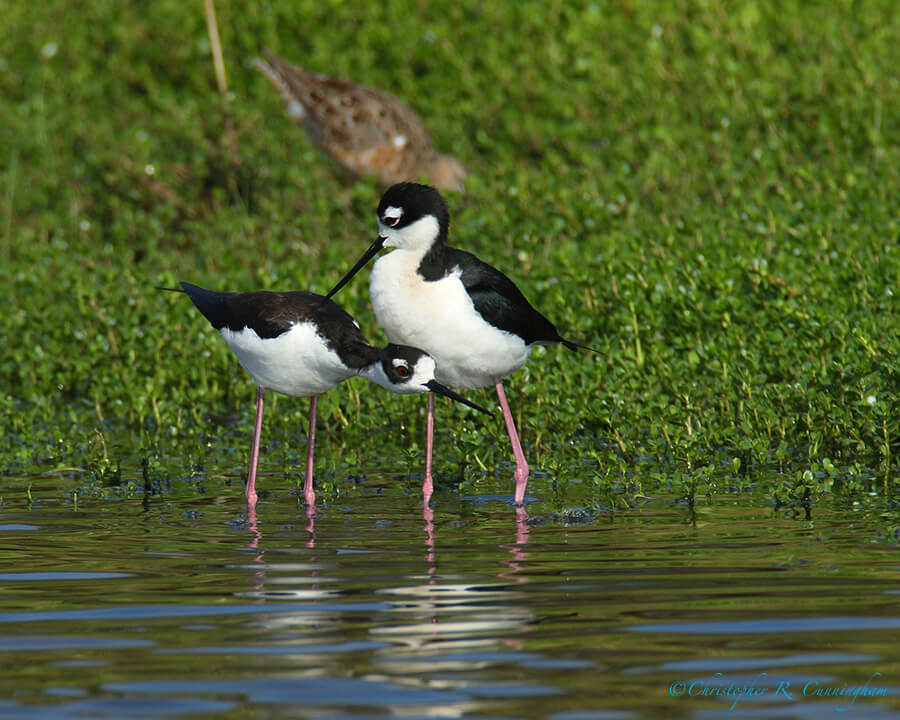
<box><xmin>220</xmin><ymin>322</ymin><xmax>354</xmax><ymax>397</ymax></box>
<box><xmin>370</xmin><ymin>250</ymin><xmax>530</xmax><ymax>389</ymax></box>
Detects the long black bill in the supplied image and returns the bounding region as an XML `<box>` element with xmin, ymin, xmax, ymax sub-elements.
<box><xmin>425</xmin><ymin>380</ymin><xmax>493</xmax><ymax>416</ymax></box>
<box><xmin>326</xmin><ymin>236</ymin><xmax>386</xmax><ymax>299</ymax></box>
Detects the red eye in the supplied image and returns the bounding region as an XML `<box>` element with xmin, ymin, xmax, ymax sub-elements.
<box><xmin>396</xmin><ymin>364</ymin><xmax>411</xmax><ymax>378</ymax></box>
<box><xmin>383</xmin><ymin>215</ymin><xmax>400</xmax><ymax>227</ymax></box>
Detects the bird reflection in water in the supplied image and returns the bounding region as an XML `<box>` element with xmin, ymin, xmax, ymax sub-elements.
<box><xmin>237</xmin><ymin>501</ymin><xmax>330</xmax><ymax>607</ymax></box>
<box><xmin>369</xmin><ymin>504</ymin><xmax>533</xmax><ymax>683</ymax></box>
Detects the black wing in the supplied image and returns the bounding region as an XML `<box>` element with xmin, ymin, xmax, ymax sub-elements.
<box><xmin>441</xmin><ymin>248</ymin><xmax>571</xmax><ymax>347</ymax></box>
<box><xmin>179</xmin><ymin>282</ymin><xmax>378</xmax><ymax>368</ymax></box>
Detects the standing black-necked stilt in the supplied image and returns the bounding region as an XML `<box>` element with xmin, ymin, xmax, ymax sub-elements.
<box><xmin>327</xmin><ymin>183</ymin><xmax>592</xmax><ymax>505</ymax></box>
<box><xmin>166</xmin><ymin>281</ymin><xmax>490</xmax><ymax>508</ymax></box>
<box><xmin>252</xmin><ymin>49</ymin><xmax>467</xmax><ymax>191</ymax></box>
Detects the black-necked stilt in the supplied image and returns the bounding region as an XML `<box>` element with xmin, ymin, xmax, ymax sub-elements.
<box><xmin>252</xmin><ymin>50</ymin><xmax>467</xmax><ymax>191</ymax></box>
<box><xmin>166</xmin><ymin>281</ymin><xmax>490</xmax><ymax>508</ymax></box>
<box><xmin>327</xmin><ymin>183</ymin><xmax>592</xmax><ymax>505</ymax></box>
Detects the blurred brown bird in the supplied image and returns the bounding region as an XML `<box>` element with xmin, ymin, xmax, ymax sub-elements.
<box><xmin>253</xmin><ymin>49</ymin><xmax>467</xmax><ymax>191</ymax></box>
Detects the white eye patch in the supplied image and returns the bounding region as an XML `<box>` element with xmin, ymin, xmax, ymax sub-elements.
<box><xmin>391</xmin><ymin>358</ymin><xmax>411</xmax><ymax>377</ymax></box>
<box><xmin>382</xmin><ymin>205</ymin><xmax>403</xmax><ymax>227</ymax></box>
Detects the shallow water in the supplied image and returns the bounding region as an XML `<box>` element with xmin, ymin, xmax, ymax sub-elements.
<box><xmin>1</xmin><ymin>479</ymin><xmax>899</xmax><ymax>719</ymax></box>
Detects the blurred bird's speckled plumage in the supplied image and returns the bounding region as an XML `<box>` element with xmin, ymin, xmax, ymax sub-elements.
<box><xmin>253</xmin><ymin>50</ymin><xmax>467</xmax><ymax>191</ymax></box>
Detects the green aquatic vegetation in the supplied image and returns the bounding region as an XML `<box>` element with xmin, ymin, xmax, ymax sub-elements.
<box><xmin>1</xmin><ymin>0</ymin><xmax>898</xmax><ymax>514</ymax></box>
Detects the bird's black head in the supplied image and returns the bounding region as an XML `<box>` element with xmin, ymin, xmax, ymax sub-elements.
<box><xmin>377</xmin><ymin>344</ymin><xmax>434</xmax><ymax>392</ymax></box>
<box><xmin>326</xmin><ymin>183</ymin><xmax>450</xmax><ymax>300</ymax></box>
<box><xmin>376</xmin><ymin>182</ymin><xmax>449</xmax><ymax>248</ymax></box>
<box><xmin>363</xmin><ymin>343</ymin><xmax>492</xmax><ymax>415</ymax></box>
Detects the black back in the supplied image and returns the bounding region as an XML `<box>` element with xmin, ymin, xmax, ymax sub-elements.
<box><xmin>180</xmin><ymin>282</ymin><xmax>379</xmax><ymax>369</ymax></box>
<box><xmin>417</xmin><ymin>247</ymin><xmax>571</xmax><ymax>347</ymax></box>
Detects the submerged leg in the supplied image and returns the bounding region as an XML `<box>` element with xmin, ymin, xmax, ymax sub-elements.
<box><xmin>246</xmin><ymin>386</ymin><xmax>265</xmax><ymax>508</ymax></box>
<box><xmin>495</xmin><ymin>380</ymin><xmax>529</xmax><ymax>505</ymax></box>
<box><xmin>304</xmin><ymin>395</ymin><xmax>317</xmax><ymax>508</ymax></box>
<box><xmin>423</xmin><ymin>391</ymin><xmax>435</xmax><ymax>501</ymax></box>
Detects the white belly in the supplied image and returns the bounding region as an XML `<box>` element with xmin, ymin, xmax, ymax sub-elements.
<box><xmin>370</xmin><ymin>251</ymin><xmax>530</xmax><ymax>389</ymax></box>
<box><xmin>220</xmin><ymin>322</ymin><xmax>353</xmax><ymax>397</ymax></box>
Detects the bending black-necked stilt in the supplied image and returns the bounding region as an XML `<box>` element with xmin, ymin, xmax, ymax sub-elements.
<box><xmin>327</xmin><ymin>183</ymin><xmax>592</xmax><ymax>505</ymax></box>
<box><xmin>167</xmin><ymin>281</ymin><xmax>490</xmax><ymax>508</ymax></box>
<box><xmin>252</xmin><ymin>49</ymin><xmax>467</xmax><ymax>191</ymax></box>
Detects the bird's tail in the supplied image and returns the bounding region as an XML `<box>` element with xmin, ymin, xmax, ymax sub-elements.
<box><xmin>155</xmin><ymin>285</ymin><xmax>186</xmax><ymax>293</ymax></box>
<box><xmin>562</xmin><ymin>338</ymin><xmax>598</xmax><ymax>354</ymax></box>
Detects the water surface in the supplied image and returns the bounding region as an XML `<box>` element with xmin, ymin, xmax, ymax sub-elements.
<box><xmin>1</xmin><ymin>481</ymin><xmax>898</xmax><ymax>719</ymax></box>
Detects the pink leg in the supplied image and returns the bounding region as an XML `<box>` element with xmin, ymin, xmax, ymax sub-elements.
<box><xmin>495</xmin><ymin>381</ymin><xmax>529</xmax><ymax>505</ymax></box>
<box><xmin>422</xmin><ymin>392</ymin><xmax>435</xmax><ymax>502</ymax></box>
<box><xmin>303</xmin><ymin>395</ymin><xmax>317</xmax><ymax>508</ymax></box>
<box><xmin>246</xmin><ymin>386</ymin><xmax>264</xmax><ymax>508</ymax></box>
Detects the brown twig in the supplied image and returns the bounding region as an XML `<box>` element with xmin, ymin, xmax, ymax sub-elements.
<box><xmin>204</xmin><ymin>0</ymin><xmax>240</xmax><ymax>173</ymax></box>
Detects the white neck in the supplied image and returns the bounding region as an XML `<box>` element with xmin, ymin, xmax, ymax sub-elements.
<box><xmin>359</xmin><ymin>362</ymin><xmax>398</xmax><ymax>392</ymax></box>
